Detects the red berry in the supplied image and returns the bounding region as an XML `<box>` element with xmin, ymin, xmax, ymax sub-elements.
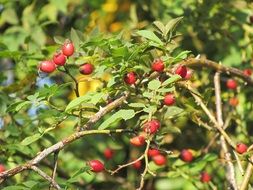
<box><xmin>124</xmin><ymin>72</ymin><xmax>137</xmax><ymax>85</ymax></box>
<box><xmin>243</xmin><ymin>69</ymin><xmax>252</xmax><ymax>76</ymax></box>
<box><xmin>226</xmin><ymin>79</ymin><xmax>237</xmax><ymax>90</ymax></box>
<box><xmin>200</xmin><ymin>172</ymin><xmax>211</xmax><ymax>183</ymax></box>
<box><xmin>236</xmin><ymin>143</ymin><xmax>248</xmax><ymax>154</ymax></box>
<box><xmin>132</xmin><ymin>159</ymin><xmax>142</xmax><ymax>170</ymax></box>
<box><xmin>185</xmin><ymin>69</ymin><xmax>193</xmax><ymax>79</ymax></box>
<box><xmin>88</xmin><ymin>160</ymin><xmax>104</xmax><ymax>173</ymax></box>
<box><xmin>152</xmin><ymin>154</ymin><xmax>167</xmax><ymax>166</ymax></box>
<box><xmin>104</xmin><ymin>148</ymin><xmax>114</xmax><ymax>160</ymax></box>
<box><xmin>80</xmin><ymin>63</ymin><xmax>94</xmax><ymax>75</ymax></box>
<box><xmin>39</xmin><ymin>60</ymin><xmax>56</xmax><ymax>73</ymax></box>
<box><xmin>229</xmin><ymin>97</ymin><xmax>239</xmax><ymax>107</ymax></box>
<box><xmin>152</xmin><ymin>59</ymin><xmax>164</xmax><ymax>72</ymax></box>
<box><xmin>175</xmin><ymin>65</ymin><xmax>187</xmax><ymax>78</ymax></box>
<box><xmin>0</xmin><ymin>164</ymin><xmax>5</xmax><ymax>173</ymax></box>
<box><xmin>130</xmin><ymin>135</ymin><xmax>145</xmax><ymax>147</ymax></box>
<box><xmin>143</xmin><ymin>119</ymin><xmax>160</xmax><ymax>134</ymax></box>
<box><xmin>53</xmin><ymin>52</ymin><xmax>66</xmax><ymax>66</ymax></box>
<box><xmin>62</xmin><ymin>41</ymin><xmax>75</xmax><ymax>57</ymax></box>
<box><xmin>163</xmin><ymin>93</ymin><xmax>175</xmax><ymax>106</ymax></box>
<box><xmin>180</xmin><ymin>149</ymin><xmax>193</xmax><ymax>162</ymax></box>
<box><xmin>148</xmin><ymin>148</ymin><xmax>160</xmax><ymax>157</ymax></box>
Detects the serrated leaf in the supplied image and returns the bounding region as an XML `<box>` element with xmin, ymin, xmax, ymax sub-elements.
<box><xmin>71</xmin><ymin>28</ymin><xmax>80</xmax><ymax>51</ymax></box>
<box><xmin>21</xmin><ymin>133</ymin><xmax>42</xmax><ymax>146</ymax></box>
<box><xmin>15</xmin><ymin>101</ymin><xmax>30</xmax><ymax>112</ymax></box>
<box><xmin>189</xmin><ymin>161</ymin><xmax>206</xmax><ymax>174</ymax></box>
<box><xmin>111</xmin><ymin>46</ymin><xmax>128</xmax><ymax>57</ymax></box>
<box><xmin>167</xmin><ymin>171</ymin><xmax>180</xmax><ymax>178</ymax></box>
<box><xmin>2</xmin><ymin>186</ymin><xmax>25</xmax><ymax>190</ymax></box>
<box><xmin>143</xmin><ymin>92</ymin><xmax>153</xmax><ymax>98</ymax></box>
<box><xmin>67</xmin><ymin>166</ymin><xmax>90</xmax><ymax>183</ymax></box>
<box><xmin>136</xmin><ymin>30</ymin><xmax>163</xmax><ymax>45</ymax></box>
<box><xmin>98</xmin><ymin>109</ymin><xmax>135</xmax><ymax>129</ymax></box>
<box><xmin>164</xmin><ymin>106</ymin><xmax>184</xmax><ymax>118</ymax></box>
<box><xmin>202</xmin><ymin>153</ymin><xmax>217</xmax><ymax>162</ymax></box>
<box><xmin>162</xmin><ymin>75</ymin><xmax>181</xmax><ymax>86</ymax></box>
<box><xmin>65</xmin><ymin>92</ymin><xmax>105</xmax><ymax>112</ymax></box>
<box><xmin>157</xmin><ymin>87</ymin><xmax>175</xmax><ymax>93</ymax></box>
<box><xmin>148</xmin><ymin>79</ymin><xmax>161</xmax><ymax>91</ymax></box>
<box><xmin>143</xmin><ymin>106</ymin><xmax>157</xmax><ymax>114</ymax></box>
<box><xmin>174</xmin><ymin>50</ymin><xmax>191</xmax><ymax>61</ymax></box>
<box><xmin>165</xmin><ymin>17</ymin><xmax>183</xmax><ymax>37</ymax></box>
<box><xmin>53</xmin><ymin>36</ymin><xmax>65</xmax><ymax>44</ymax></box>
<box><xmin>129</xmin><ymin>103</ymin><xmax>146</xmax><ymax>108</ymax></box>
<box><xmin>153</xmin><ymin>21</ymin><xmax>165</xmax><ymax>34</ymax></box>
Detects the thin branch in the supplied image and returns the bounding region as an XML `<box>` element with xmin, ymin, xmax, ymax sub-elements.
<box><xmin>239</xmin><ymin>155</ymin><xmax>253</xmax><ymax>190</ymax></box>
<box><xmin>179</xmin><ymin>57</ymin><xmax>253</xmax><ymax>85</ymax></box>
<box><xmin>214</xmin><ymin>72</ymin><xmax>238</xmax><ymax>190</ymax></box>
<box><xmin>0</xmin><ymin>93</ymin><xmax>130</xmax><ymax>182</ymax></box>
<box><xmin>31</xmin><ymin>166</ymin><xmax>61</xmax><ymax>190</ymax></box>
<box><xmin>49</xmin><ymin>151</ymin><xmax>59</xmax><ymax>190</ymax></box>
<box><xmin>181</xmin><ymin>82</ymin><xmax>236</xmax><ymax>149</ymax></box>
<box><xmin>63</xmin><ymin>65</ymin><xmax>79</xmax><ymax>97</ymax></box>
<box><xmin>202</xmin><ymin>114</ymin><xmax>232</xmax><ymax>154</ymax></box>
<box><xmin>137</xmin><ymin>139</ymin><xmax>152</xmax><ymax>190</ymax></box>
<box><xmin>110</xmin><ymin>155</ymin><xmax>144</xmax><ymax>175</ymax></box>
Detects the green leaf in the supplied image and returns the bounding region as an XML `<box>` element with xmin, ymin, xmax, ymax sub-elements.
<box><xmin>143</xmin><ymin>92</ymin><xmax>153</xmax><ymax>98</ymax></box>
<box><xmin>164</xmin><ymin>106</ymin><xmax>184</xmax><ymax>118</ymax></box>
<box><xmin>65</xmin><ymin>92</ymin><xmax>105</xmax><ymax>112</ymax></box>
<box><xmin>162</xmin><ymin>75</ymin><xmax>181</xmax><ymax>86</ymax></box>
<box><xmin>2</xmin><ymin>186</ymin><xmax>25</xmax><ymax>190</ymax></box>
<box><xmin>21</xmin><ymin>133</ymin><xmax>42</xmax><ymax>146</ymax></box>
<box><xmin>136</xmin><ymin>30</ymin><xmax>163</xmax><ymax>45</ymax></box>
<box><xmin>98</xmin><ymin>109</ymin><xmax>135</xmax><ymax>129</ymax></box>
<box><xmin>143</xmin><ymin>106</ymin><xmax>157</xmax><ymax>114</ymax></box>
<box><xmin>157</xmin><ymin>87</ymin><xmax>175</xmax><ymax>93</ymax></box>
<box><xmin>174</xmin><ymin>50</ymin><xmax>191</xmax><ymax>61</ymax></box>
<box><xmin>164</xmin><ymin>17</ymin><xmax>183</xmax><ymax>37</ymax></box>
<box><xmin>111</xmin><ymin>46</ymin><xmax>128</xmax><ymax>57</ymax></box>
<box><xmin>67</xmin><ymin>166</ymin><xmax>90</xmax><ymax>183</ymax></box>
<box><xmin>53</xmin><ymin>36</ymin><xmax>65</xmax><ymax>44</ymax></box>
<box><xmin>167</xmin><ymin>171</ymin><xmax>180</xmax><ymax>178</ymax></box>
<box><xmin>153</xmin><ymin>21</ymin><xmax>165</xmax><ymax>34</ymax></box>
<box><xmin>1</xmin><ymin>8</ymin><xmax>19</xmax><ymax>25</ymax></box>
<box><xmin>189</xmin><ymin>161</ymin><xmax>206</xmax><ymax>174</ymax></box>
<box><xmin>202</xmin><ymin>153</ymin><xmax>217</xmax><ymax>162</ymax></box>
<box><xmin>128</xmin><ymin>103</ymin><xmax>146</xmax><ymax>108</ymax></box>
<box><xmin>71</xmin><ymin>28</ymin><xmax>80</xmax><ymax>51</ymax></box>
<box><xmin>8</xmin><ymin>101</ymin><xmax>30</xmax><ymax>112</ymax></box>
<box><xmin>148</xmin><ymin>79</ymin><xmax>161</xmax><ymax>91</ymax></box>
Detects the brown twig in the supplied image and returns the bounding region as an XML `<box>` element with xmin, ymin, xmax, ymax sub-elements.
<box><xmin>179</xmin><ymin>57</ymin><xmax>253</xmax><ymax>85</ymax></box>
<box><xmin>137</xmin><ymin>139</ymin><xmax>152</xmax><ymax>190</ymax></box>
<box><xmin>31</xmin><ymin>165</ymin><xmax>61</xmax><ymax>190</ymax></box>
<box><xmin>239</xmin><ymin>155</ymin><xmax>253</xmax><ymax>190</ymax></box>
<box><xmin>214</xmin><ymin>72</ymin><xmax>238</xmax><ymax>190</ymax></box>
<box><xmin>49</xmin><ymin>151</ymin><xmax>59</xmax><ymax>190</ymax></box>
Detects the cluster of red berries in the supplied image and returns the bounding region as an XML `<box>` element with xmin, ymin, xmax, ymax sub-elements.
<box><xmin>124</xmin><ymin>59</ymin><xmax>190</xmax><ymax>85</ymax></box>
<box><xmin>39</xmin><ymin>40</ymin><xmax>94</xmax><ymax>75</ymax></box>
